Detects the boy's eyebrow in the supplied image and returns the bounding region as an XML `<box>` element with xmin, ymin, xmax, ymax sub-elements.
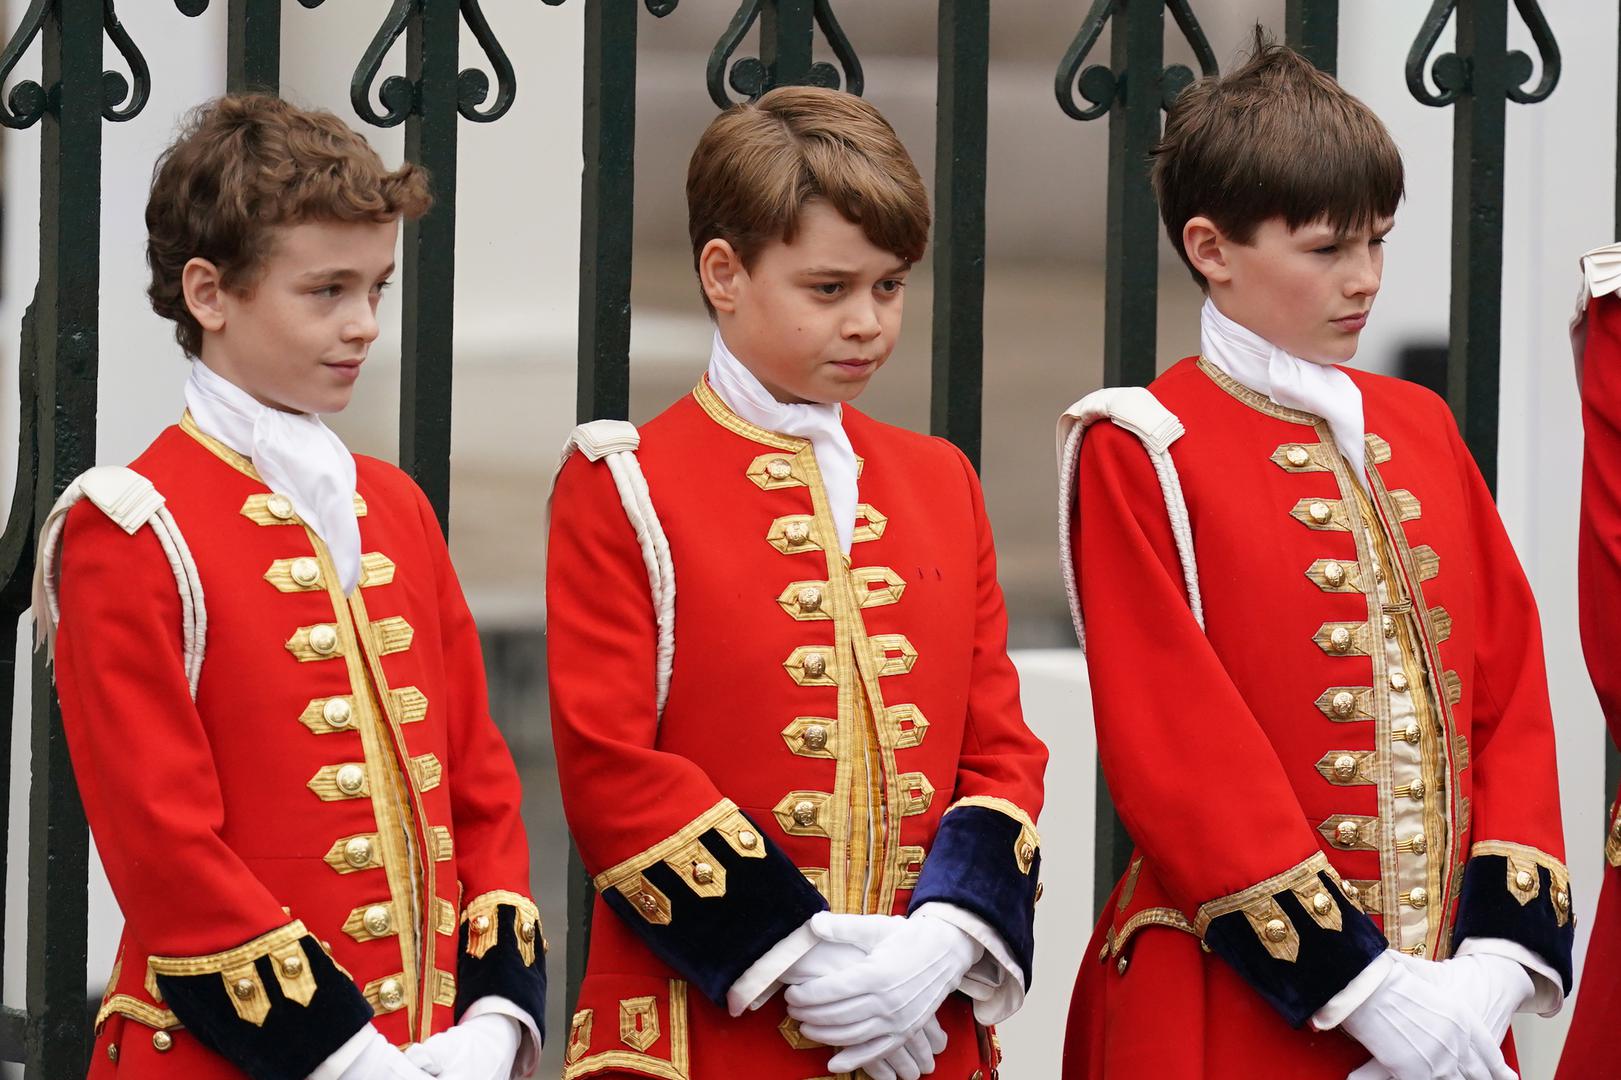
<box><xmin>296</xmin><ymin>263</ymin><xmax>397</xmax><ymax>283</ymax></box>
<box><xmin>798</xmin><ymin>263</ymin><xmax>912</xmax><ymax>277</ymax></box>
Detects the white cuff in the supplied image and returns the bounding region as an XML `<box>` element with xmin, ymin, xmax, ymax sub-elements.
<box><xmin>725</xmin><ymin>920</ymin><xmax>819</xmax><ymax>1017</ymax></box>
<box><xmin>461</xmin><ymin>995</ymin><xmax>543</xmax><ymax>1078</ymax></box>
<box><xmin>1455</xmin><ymin>937</ymin><xmax>1565</xmax><ymax>1017</ymax></box>
<box><xmin>1311</xmin><ymin>950</ymin><xmax>1395</xmax><ymax>1031</ymax></box>
<box><xmin>305</xmin><ymin>1025</ymin><xmax>378</xmax><ymax>1080</ymax></box>
<box><xmin>914</xmin><ymin>902</ymin><xmax>1025</xmax><ymax>1025</ymax></box>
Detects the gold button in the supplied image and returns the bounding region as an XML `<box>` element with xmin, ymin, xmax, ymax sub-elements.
<box><xmin>637</xmin><ymin>893</ymin><xmax>659</xmax><ymax>913</ymax></box>
<box><xmin>364</xmin><ymin>905</ymin><xmax>392</xmax><ymax>936</ymax></box>
<box><xmin>802</xmin><ymin>652</ymin><xmax>827</xmax><ymax>679</ymax></box>
<box><xmin>792</xmin><ymin>800</ymin><xmax>817</xmax><ymax>827</ymax></box>
<box><xmin>1329</xmin><ymin>627</ymin><xmax>1352</xmax><ymax>653</ymax></box>
<box><xmin>1410</xmin><ymin>831</ymin><xmax>1428</xmax><ymax>854</ymax></box>
<box><xmin>1335</xmin><ymin>821</ymin><xmax>1360</xmax><ymax>847</ymax></box>
<box><xmin>1115</xmin><ymin>955</ymin><xmax>1128</xmax><ymax>975</ymax></box>
<box><xmin>344</xmin><ymin>836</ymin><xmax>374</xmax><ymax>868</ymax></box>
<box><xmin>266</xmin><ymin>493</ymin><xmax>295</xmax><ymax>520</ymax></box>
<box><xmin>1344</xmin><ymin>883</ymin><xmax>1361</xmax><ymax>905</ymax></box>
<box><xmin>1409</xmin><ymin>886</ymin><xmax>1428</xmax><ymax>909</ymax></box>
<box><xmin>473</xmin><ymin>914</ymin><xmax>491</xmax><ymax>933</ymax></box>
<box><xmin>1286</xmin><ymin>446</ymin><xmax>1310</xmax><ymax>467</ymax></box>
<box><xmin>336</xmin><ymin>764</ymin><xmax>366</xmax><ymax>795</ymax></box>
<box><xmin>797</xmin><ymin>586</ymin><xmax>823</xmax><ymax>613</ymax></box>
<box><xmin>1020</xmin><ymin>842</ymin><xmax>1036</xmax><ymax>864</ymax></box>
<box><xmin>1323</xmin><ymin>561</ymin><xmax>1345</xmax><ymax>586</ymax></box>
<box><xmin>784</xmin><ymin>522</ymin><xmax>811</xmax><ymax>546</ymax></box>
<box><xmin>309</xmin><ymin>624</ymin><xmax>339</xmax><ymax>655</ymax></box>
<box><xmin>107</xmin><ymin>1043</ymin><xmax>119</xmax><ymax>1062</ymax></box>
<box><xmin>802</xmin><ymin>724</ymin><xmax>828</xmax><ymax>751</ymax></box>
<box><xmin>281</xmin><ymin>955</ymin><xmax>304</xmax><ymax>978</ymax></box>
<box><xmin>1264</xmin><ymin>918</ymin><xmax>1288</xmax><ymax>943</ymax></box>
<box><xmin>737</xmin><ymin>829</ymin><xmax>758</xmax><ymax>849</ymax></box>
<box><xmin>233</xmin><ymin>977</ymin><xmax>256</xmax><ymax>1000</ymax></box>
<box><xmin>378</xmin><ymin>978</ymin><xmax>404</xmax><ymax>1011</ymax></box>
<box><xmin>521</xmin><ymin>920</ymin><xmax>538</xmax><ymax>943</ymax></box>
<box><xmin>152</xmin><ymin>1030</ymin><xmax>173</xmax><ymax>1052</ymax></box>
<box><xmin>693</xmin><ymin>861</ymin><xmax>715</xmax><ymax>885</ymax></box>
<box><xmin>1390</xmin><ymin>670</ymin><xmax>1409</xmax><ymax>693</ymax></box>
<box><xmin>1412</xmin><ymin>942</ymin><xmax>1427</xmax><ymax>957</ymax></box>
<box><xmin>1383</xmin><ymin>614</ymin><xmax>1397</xmax><ymax>639</ymax></box>
<box><xmin>1331</xmin><ymin>691</ymin><xmax>1356</xmax><ymax>718</ymax></box>
<box><xmin>323</xmin><ymin>697</ymin><xmax>353</xmax><ymax>728</ymax></box>
<box><xmin>1408</xmin><ymin>778</ymin><xmax>1426</xmax><ymax>800</ymax></box>
<box><xmin>1515</xmin><ymin>869</ymin><xmax>1535</xmax><ymax>891</ymax></box>
<box><xmin>1333</xmin><ymin>754</ymin><xmax>1358</xmax><ymax>779</ymax></box>
<box><xmin>1035</xmin><ymin>882</ymin><xmax>1045</xmax><ymax>902</ymax></box>
<box><xmin>1309</xmin><ymin>501</ymin><xmax>1332</xmax><ymax>524</ymax></box>
<box><xmin>766</xmin><ymin>459</ymin><xmax>792</xmax><ymax>481</ymax></box>
<box><xmin>291</xmin><ymin>557</ymin><xmax>321</xmax><ymax>587</ymax></box>
<box><xmin>1403</xmin><ymin>721</ymin><xmax>1422</xmax><ymax>743</ymax></box>
<box><xmin>1557</xmin><ymin>889</ymin><xmax>1571</xmax><ymax>912</ymax></box>
<box><xmin>1375</xmin><ymin>564</ymin><xmax>1387</xmax><ymax>583</ymax></box>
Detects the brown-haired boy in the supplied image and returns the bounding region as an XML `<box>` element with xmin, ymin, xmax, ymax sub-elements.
<box><xmin>547</xmin><ymin>86</ymin><xmax>1047</xmax><ymax>1080</ymax></box>
<box><xmin>37</xmin><ymin>95</ymin><xmax>545</xmax><ymax>1079</ymax></box>
<box><xmin>1058</xmin><ymin>39</ymin><xmax>1569</xmax><ymax>1080</ymax></box>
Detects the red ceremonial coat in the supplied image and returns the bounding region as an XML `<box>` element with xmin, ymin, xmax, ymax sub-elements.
<box><xmin>55</xmin><ymin>417</ymin><xmax>544</xmax><ymax>1080</ymax></box>
<box><xmin>546</xmin><ymin>379</ymin><xmax>1048</xmax><ymax>1079</ymax></box>
<box><xmin>1062</xmin><ymin>357</ymin><xmax>1570</xmax><ymax>1079</ymax></box>
<box><xmin>1557</xmin><ymin>288</ymin><xmax>1621</xmax><ymax>1078</ymax></box>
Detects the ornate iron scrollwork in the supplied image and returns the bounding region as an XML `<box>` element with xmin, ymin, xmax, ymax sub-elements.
<box><xmin>1407</xmin><ymin>0</ymin><xmax>1560</xmax><ymax>108</ymax></box>
<box><xmin>0</xmin><ymin>0</ymin><xmax>170</xmax><ymax>127</ymax></box>
<box><xmin>101</xmin><ymin>0</ymin><xmax>150</xmax><ymax>122</ymax></box>
<box><xmin>1056</xmin><ymin>0</ymin><xmax>1217</xmax><ymax>123</ymax></box>
<box><xmin>707</xmin><ymin>0</ymin><xmax>864</xmax><ymax>110</ymax></box>
<box><xmin>0</xmin><ymin>0</ymin><xmax>50</xmax><ymax>129</ymax></box>
<box><xmin>350</xmin><ymin>0</ymin><xmax>527</xmax><ymax>128</ymax></box>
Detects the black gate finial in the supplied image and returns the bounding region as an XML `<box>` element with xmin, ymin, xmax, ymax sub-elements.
<box><xmin>708</xmin><ymin>0</ymin><xmax>863</xmax><ymax>110</ymax></box>
<box><xmin>1056</xmin><ymin>0</ymin><xmax>1216</xmax><ymax>122</ymax></box>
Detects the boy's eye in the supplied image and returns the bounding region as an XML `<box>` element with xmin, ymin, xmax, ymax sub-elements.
<box><xmin>877</xmin><ymin>279</ymin><xmax>906</xmax><ymax>294</ymax></box>
<box><xmin>314</xmin><ymin>284</ymin><xmax>342</xmax><ymax>298</ymax></box>
<box><xmin>372</xmin><ymin>279</ymin><xmax>393</xmax><ymax>294</ymax></box>
<box><xmin>812</xmin><ymin>282</ymin><xmax>843</xmax><ymax>296</ymax></box>
<box><xmin>1312</xmin><ymin>244</ymin><xmax>1338</xmax><ymax>255</ymax></box>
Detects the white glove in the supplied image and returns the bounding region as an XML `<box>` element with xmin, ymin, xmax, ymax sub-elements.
<box><xmin>779</xmin><ymin>937</ymin><xmax>874</xmax><ymax>985</ymax></box>
<box><xmin>1340</xmin><ymin>959</ymin><xmax>1517</xmax><ymax>1080</ymax></box>
<box><xmin>864</xmin><ymin>1016</ymin><xmax>949</xmax><ymax>1080</ymax></box>
<box><xmin>785</xmin><ymin>910</ymin><xmax>981</xmax><ymax>1075</ymax></box>
<box><xmin>319</xmin><ymin>1025</ymin><xmax>436</xmax><ymax>1080</ymax></box>
<box><xmin>402</xmin><ymin>1013</ymin><xmax>522</xmax><ymax>1080</ymax></box>
<box><xmin>1393</xmin><ymin>951</ymin><xmax>1532</xmax><ymax>1046</ymax></box>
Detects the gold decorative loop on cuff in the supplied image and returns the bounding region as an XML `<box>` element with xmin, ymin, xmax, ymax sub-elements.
<box><xmin>1471</xmin><ymin>841</ymin><xmax>1572</xmax><ymax>926</ymax></box>
<box><xmin>592</xmin><ymin>798</ymin><xmax>773</xmax><ymax>918</ymax></box>
<box><xmin>463</xmin><ymin>890</ymin><xmax>545</xmax><ymax>964</ymax></box>
<box><xmin>1193</xmin><ymin>851</ymin><xmax>1353</xmax><ymax>962</ymax></box>
<box><xmin>147</xmin><ymin>923</ymin><xmax>314</xmax><ymax>1027</ymax></box>
<box><xmin>616</xmin><ymin>875</ymin><xmax>673</xmax><ymax>925</ymax></box>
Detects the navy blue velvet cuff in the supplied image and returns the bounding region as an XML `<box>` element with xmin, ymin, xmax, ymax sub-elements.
<box><xmin>154</xmin><ymin>933</ymin><xmax>372</xmax><ymax>1080</ymax></box>
<box><xmin>600</xmin><ymin>810</ymin><xmax>827</xmax><ymax>1007</ymax></box>
<box><xmin>1452</xmin><ymin>853</ymin><xmax>1574</xmax><ymax>992</ymax></box>
<box><xmin>907</xmin><ymin>804</ymin><xmax>1039</xmax><ymax>986</ymax></box>
<box><xmin>454</xmin><ymin>902</ymin><xmax>548</xmax><ymax>1041</ymax></box>
<box><xmin>1201</xmin><ymin>871</ymin><xmax>1386</xmax><ymax>1029</ymax></box>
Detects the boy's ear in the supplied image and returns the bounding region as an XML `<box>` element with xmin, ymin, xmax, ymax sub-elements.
<box><xmin>181</xmin><ymin>257</ymin><xmax>229</xmax><ymax>334</ymax></box>
<box><xmin>1183</xmin><ymin>216</ymin><xmax>1233</xmax><ymax>286</ymax></box>
<box><xmin>698</xmin><ymin>238</ymin><xmax>744</xmax><ymax>314</ymax></box>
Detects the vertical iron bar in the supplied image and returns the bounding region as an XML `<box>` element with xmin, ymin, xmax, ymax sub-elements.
<box><xmin>1285</xmin><ymin>0</ymin><xmax>1339</xmax><ymax>76</ymax></box>
<box><xmin>571</xmin><ymin>0</ymin><xmax>641</xmax><ymax>1015</ymax></box>
<box><xmin>1448</xmin><ymin>0</ymin><xmax>1508</xmax><ymax>494</ymax></box>
<box><xmin>1092</xmin><ymin>0</ymin><xmax>1167</xmax><ymax>916</ymax></box>
<box><xmin>400</xmin><ymin>0</ymin><xmax>459</xmax><ymax>531</ymax></box>
<box><xmin>930</xmin><ymin>0</ymin><xmax>988</xmax><ymax>469</ymax></box>
<box><xmin>226</xmin><ymin>0</ymin><xmax>280</xmax><ymax>94</ymax></box>
<box><xmin>761</xmin><ymin>0</ymin><xmax>814</xmax><ymax>89</ymax></box>
<box><xmin>27</xmin><ymin>2</ymin><xmax>103</xmax><ymax>1075</ymax></box>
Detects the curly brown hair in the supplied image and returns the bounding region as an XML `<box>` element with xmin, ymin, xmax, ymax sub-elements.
<box><xmin>146</xmin><ymin>94</ymin><xmax>432</xmax><ymax>357</ymax></box>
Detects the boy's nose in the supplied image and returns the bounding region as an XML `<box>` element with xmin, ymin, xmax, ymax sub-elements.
<box><xmin>347</xmin><ymin>306</ymin><xmax>381</xmax><ymax>344</ymax></box>
<box><xmin>843</xmin><ymin>302</ymin><xmax>882</xmax><ymax>340</ymax></box>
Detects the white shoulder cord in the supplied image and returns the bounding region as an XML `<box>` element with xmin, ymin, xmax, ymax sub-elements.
<box><xmin>32</xmin><ymin>467</ymin><xmax>207</xmax><ymax>700</ymax></box>
<box><xmin>550</xmin><ymin>420</ymin><xmax>677</xmax><ymax>718</ymax></box>
<box><xmin>1056</xmin><ymin>387</ymin><xmax>1201</xmax><ymax>651</ymax></box>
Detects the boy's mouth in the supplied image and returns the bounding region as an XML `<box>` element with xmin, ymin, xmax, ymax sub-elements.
<box><xmin>1332</xmin><ymin>312</ymin><xmax>1368</xmax><ymax>332</ymax></box>
<box><xmin>830</xmin><ymin>357</ymin><xmax>879</xmax><ymax>374</ymax></box>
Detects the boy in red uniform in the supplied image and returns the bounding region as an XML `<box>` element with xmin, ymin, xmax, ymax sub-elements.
<box><xmin>1059</xmin><ymin>42</ymin><xmax>1570</xmax><ymax>1079</ymax></box>
<box><xmin>37</xmin><ymin>96</ymin><xmax>545</xmax><ymax>1079</ymax></box>
<box><xmin>546</xmin><ymin>86</ymin><xmax>1047</xmax><ymax>1080</ymax></box>
<box><xmin>1554</xmin><ymin>242</ymin><xmax>1621</xmax><ymax>1077</ymax></box>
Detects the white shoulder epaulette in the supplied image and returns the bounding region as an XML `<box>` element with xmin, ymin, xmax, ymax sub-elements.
<box><xmin>550</xmin><ymin>420</ymin><xmax>676</xmax><ymax>719</ymax></box>
<box><xmin>32</xmin><ymin>466</ymin><xmax>207</xmax><ymax>699</ymax></box>
<box><xmin>1056</xmin><ymin>387</ymin><xmax>1201</xmax><ymax>651</ymax></box>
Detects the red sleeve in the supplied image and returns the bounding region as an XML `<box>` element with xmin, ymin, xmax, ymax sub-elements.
<box><xmin>1580</xmin><ymin>292</ymin><xmax>1621</xmax><ymax>746</ymax></box>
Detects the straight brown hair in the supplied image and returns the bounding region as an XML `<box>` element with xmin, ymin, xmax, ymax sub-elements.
<box><xmin>1152</xmin><ymin>31</ymin><xmax>1404</xmax><ymax>287</ymax></box>
<box><xmin>686</xmin><ymin>86</ymin><xmax>930</xmax><ymax>309</ymax></box>
<box><xmin>146</xmin><ymin>94</ymin><xmax>433</xmax><ymax>357</ymax></box>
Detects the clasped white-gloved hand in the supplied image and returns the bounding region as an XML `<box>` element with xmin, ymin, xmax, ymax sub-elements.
<box><xmin>778</xmin><ymin>937</ymin><xmax>873</xmax><ymax>986</ymax></box>
<box><xmin>1341</xmin><ymin>958</ymin><xmax>1517</xmax><ymax>1080</ymax></box>
<box><xmin>327</xmin><ymin>1025</ymin><xmax>436</xmax><ymax>1080</ymax></box>
<box><xmin>785</xmin><ymin>910</ymin><xmax>982</xmax><ymax>1078</ymax></box>
<box><xmin>401</xmin><ymin>1013</ymin><xmax>522</xmax><ymax>1080</ymax></box>
<box><xmin>1390</xmin><ymin>951</ymin><xmax>1533</xmax><ymax>1046</ymax></box>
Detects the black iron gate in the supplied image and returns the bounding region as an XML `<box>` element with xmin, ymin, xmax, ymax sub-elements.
<box><xmin>0</xmin><ymin>1</ymin><xmax>1571</xmax><ymax>1074</ymax></box>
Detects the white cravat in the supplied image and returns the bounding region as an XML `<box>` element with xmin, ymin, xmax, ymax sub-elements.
<box><xmin>706</xmin><ymin>330</ymin><xmax>859</xmax><ymax>552</ymax></box>
<box><xmin>184</xmin><ymin>361</ymin><xmax>362</xmax><ymax>592</ymax></box>
<box><xmin>1200</xmin><ymin>298</ymin><xmax>1368</xmax><ymax>486</ymax></box>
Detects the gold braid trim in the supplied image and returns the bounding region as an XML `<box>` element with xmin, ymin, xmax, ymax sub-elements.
<box><xmin>1470</xmin><ymin>841</ymin><xmax>1573</xmax><ymax>926</ymax></box>
<box><xmin>1192</xmin><ymin>852</ymin><xmax>1353</xmax><ymax>962</ymax></box>
<box><xmin>95</xmin><ymin>995</ymin><xmax>180</xmax><ymax>1034</ymax></box>
<box><xmin>592</xmin><ymin>799</ymin><xmax>764</xmax><ymax>896</ymax></box>
<box><xmin>1109</xmin><ymin>908</ymin><xmax>1199</xmax><ymax>958</ymax></box>
<box><xmin>147</xmin><ymin>921</ymin><xmax>317</xmax><ymax>1027</ymax></box>
<box><xmin>943</xmin><ymin>796</ymin><xmax>1042</xmax><ymax>875</ymax></box>
<box><xmin>462</xmin><ymin>890</ymin><xmax>545</xmax><ymax>966</ymax></box>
